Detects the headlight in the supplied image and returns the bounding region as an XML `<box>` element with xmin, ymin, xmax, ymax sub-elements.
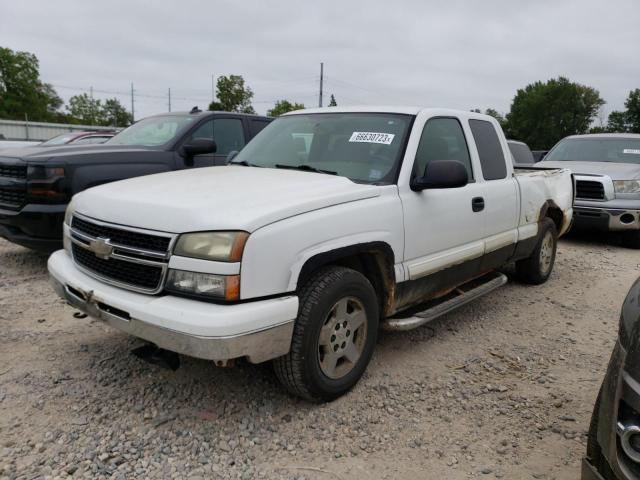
<box><xmin>174</xmin><ymin>231</ymin><xmax>249</xmax><ymax>262</ymax></box>
<box><xmin>27</xmin><ymin>166</ymin><xmax>68</xmax><ymax>203</ymax></box>
<box><xmin>614</xmin><ymin>180</ymin><xmax>640</xmax><ymax>194</ymax></box>
<box><xmin>165</xmin><ymin>270</ymin><xmax>240</xmax><ymax>301</ymax></box>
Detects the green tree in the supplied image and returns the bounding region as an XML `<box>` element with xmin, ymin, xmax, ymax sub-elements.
<box><xmin>505</xmin><ymin>77</ymin><xmax>605</xmax><ymax>150</ymax></box>
<box><xmin>328</xmin><ymin>94</ymin><xmax>337</xmax><ymax>107</ymax></box>
<box><xmin>208</xmin><ymin>75</ymin><xmax>255</xmax><ymax>113</ymax></box>
<box><xmin>267</xmin><ymin>99</ymin><xmax>304</xmax><ymax>117</ymax></box>
<box><xmin>67</xmin><ymin>93</ymin><xmax>102</xmax><ymax>125</ymax></box>
<box><xmin>0</xmin><ymin>47</ymin><xmax>62</xmax><ymax>121</ymax></box>
<box><xmin>102</xmin><ymin>98</ymin><xmax>132</xmax><ymax>127</ymax></box>
<box><xmin>624</xmin><ymin>89</ymin><xmax>640</xmax><ymax>133</ymax></box>
<box><xmin>606</xmin><ymin>110</ymin><xmax>630</xmax><ymax>133</ymax></box>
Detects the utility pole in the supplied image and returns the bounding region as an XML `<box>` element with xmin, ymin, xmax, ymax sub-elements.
<box><xmin>211</xmin><ymin>75</ymin><xmax>216</xmax><ymax>105</ymax></box>
<box><xmin>319</xmin><ymin>62</ymin><xmax>324</xmax><ymax>108</ymax></box>
<box><xmin>130</xmin><ymin>82</ymin><xmax>135</xmax><ymax>122</ymax></box>
<box><xmin>168</xmin><ymin>88</ymin><xmax>172</xmax><ymax>112</ymax></box>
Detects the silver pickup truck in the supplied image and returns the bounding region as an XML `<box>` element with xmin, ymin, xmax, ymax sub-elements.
<box><xmin>539</xmin><ymin>133</ymin><xmax>640</xmax><ymax>248</ymax></box>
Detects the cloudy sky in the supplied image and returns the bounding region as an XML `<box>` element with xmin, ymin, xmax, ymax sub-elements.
<box><xmin>1</xmin><ymin>0</ymin><xmax>639</xmax><ymax>121</ymax></box>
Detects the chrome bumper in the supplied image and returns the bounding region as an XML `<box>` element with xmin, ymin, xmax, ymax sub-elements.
<box><xmin>50</xmin><ymin>275</ymin><xmax>295</xmax><ymax>365</ymax></box>
<box><xmin>574</xmin><ymin>206</ymin><xmax>640</xmax><ymax>231</ymax></box>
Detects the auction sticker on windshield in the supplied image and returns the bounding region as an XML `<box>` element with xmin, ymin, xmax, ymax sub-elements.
<box><xmin>349</xmin><ymin>132</ymin><xmax>395</xmax><ymax>145</ymax></box>
<box><xmin>623</xmin><ymin>149</ymin><xmax>640</xmax><ymax>155</ymax></box>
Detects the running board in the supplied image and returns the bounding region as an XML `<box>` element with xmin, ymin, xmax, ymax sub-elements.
<box><xmin>383</xmin><ymin>272</ymin><xmax>508</xmax><ymax>331</ymax></box>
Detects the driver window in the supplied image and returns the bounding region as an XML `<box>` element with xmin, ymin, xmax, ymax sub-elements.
<box><xmin>190</xmin><ymin>120</ymin><xmax>214</xmax><ymax>142</ymax></box>
<box><xmin>414</xmin><ymin>118</ymin><xmax>473</xmax><ymax>180</ymax></box>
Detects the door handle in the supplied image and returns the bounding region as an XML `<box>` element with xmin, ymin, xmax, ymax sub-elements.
<box><xmin>472</xmin><ymin>197</ymin><xmax>485</xmax><ymax>212</ymax></box>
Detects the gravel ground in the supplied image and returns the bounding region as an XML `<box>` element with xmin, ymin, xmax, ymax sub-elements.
<box><xmin>0</xmin><ymin>233</ymin><xmax>639</xmax><ymax>480</ymax></box>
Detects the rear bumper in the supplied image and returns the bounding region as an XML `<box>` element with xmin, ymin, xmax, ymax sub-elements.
<box><xmin>48</xmin><ymin>250</ymin><xmax>299</xmax><ymax>364</ymax></box>
<box><xmin>573</xmin><ymin>206</ymin><xmax>640</xmax><ymax>232</ymax></box>
<box><xmin>0</xmin><ymin>203</ymin><xmax>66</xmax><ymax>251</ymax></box>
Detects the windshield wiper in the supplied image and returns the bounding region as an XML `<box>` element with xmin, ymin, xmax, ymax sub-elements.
<box><xmin>230</xmin><ymin>160</ymin><xmax>261</xmax><ymax>167</ymax></box>
<box><xmin>274</xmin><ymin>164</ymin><xmax>338</xmax><ymax>175</ymax></box>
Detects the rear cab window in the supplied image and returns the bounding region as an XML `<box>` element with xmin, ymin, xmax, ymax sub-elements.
<box><xmin>469</xmin><ymin>119</ymin><xmax>507</xmax><ymax>180</ymax></box>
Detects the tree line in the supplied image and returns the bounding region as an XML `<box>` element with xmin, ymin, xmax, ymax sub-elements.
<box><xmin>1</xmin><ymin>46</ymin><xmax>639</xmax><ymax>148</ymax></box>
<box><xmin>0</xmin><ymin>47</ymin><xmax>132</xmax><ymax>127</ymax></box>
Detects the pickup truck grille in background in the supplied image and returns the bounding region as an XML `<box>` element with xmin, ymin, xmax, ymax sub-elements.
<box><xmin>0</xmin><ymin>164</ymin><xmax>28</xmax><ymax>210</ymax></box>
<box><xmin>69</xmin><ymin>215</ymin><xmax>174</xmax><ymax>294</ymax></box>
<box><xmin>0</xmin><ymin>165</ymin><xmax>27</xmax><ymax>179</ymax></box>
<box><xmin>0</xmin><ymin>189</ymin><xmax>27</xmax><ymax>208</ymax></box>
<box><xmin>575</xmin><ymin>180</ymin><xmax>605</xmax><ymax>200</ymax></box>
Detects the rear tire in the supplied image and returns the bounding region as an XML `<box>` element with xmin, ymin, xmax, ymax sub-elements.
<box><xmin>273</xmin><ymin>266</ymin><xmax>379</xmax><ymax>402</ymax></box>
<box><xmin>516</xmin><ymin>218</ymin><xmax>557</xmax><ymax>285</ymax></box>
<box><xmin>622</xmin><ymin>231</ymin><xmax>640</xmax><ymax>249</ymax></box>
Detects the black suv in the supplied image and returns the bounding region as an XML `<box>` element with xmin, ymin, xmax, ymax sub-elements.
<box><xmin>584</xmin><ymin>277</ymin><xmax>640</xmax><ymax>479</ymax></box>
<box><xmin>0</xmin><ymin>110</ymin><xmax>271</xmax><ymax>251</ymax></box>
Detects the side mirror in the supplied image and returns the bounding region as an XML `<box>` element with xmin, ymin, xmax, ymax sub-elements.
<box><xmin>182</xmin><ymin>139</ymin><xmax>217</xmax><ymax>158</ymax></box>
<box><xmin>411</xmin><ymin>160</ymin><xmax>469</xmax><ymax>191</ymax></box>
<box><xmin>226</xmin><ymin>150</ymin><xmax>239</xmax><ymax>163</ymax></box>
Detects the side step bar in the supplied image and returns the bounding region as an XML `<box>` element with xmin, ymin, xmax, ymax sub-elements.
<box><xmin>383</xmin><ymin>271</ymin><xmax>508</xmax><ymax>331</ymax></box>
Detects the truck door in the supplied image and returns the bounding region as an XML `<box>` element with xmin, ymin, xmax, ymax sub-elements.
<box><xmin>401</xmin><ymin>116</ymin><xmax>486</xmax><ymax>282</ymax></box>
<box><xmin>467</xmin><ymin>119</ymin><xmax>519</xmax><ymax>270</ymax></box>
<box><xmin>182</xmin><ymin>115</ymin><xmax>247</xmax><ymax>168</ymax></box>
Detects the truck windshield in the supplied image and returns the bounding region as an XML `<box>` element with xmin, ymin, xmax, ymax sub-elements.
<box><xmin>108</xmin><ymin>115</ymin><xmax>196</xmax><ymax>146</ymax></box>
<box><xmin>231</xmin><ymin>113</ymin><xmax>413</xmax><ymax>184</ymax></box>
<box><xmin>545</xmin><ymin>137</ymin><xmax>640</xmax><ymax>164</ymax></box>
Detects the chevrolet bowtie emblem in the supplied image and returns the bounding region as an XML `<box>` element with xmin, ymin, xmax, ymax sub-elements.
<box><xmin>89</xmin><ymin>237</ymin><xmax>113</xmax><ymax>259</ymax></box>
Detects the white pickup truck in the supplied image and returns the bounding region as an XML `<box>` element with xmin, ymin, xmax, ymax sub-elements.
<box><xmin>48</xmin><ymin>107</ymin><xmax>573</xmax><ymax>401</ymax></box>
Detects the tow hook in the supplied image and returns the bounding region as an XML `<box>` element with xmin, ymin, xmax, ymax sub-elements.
<box><xmin>73</xmin><ymin>311</ymin><xmax>88</xmax><ymax>319</ymax></box>
<box><xmin>131</xmin><ymin>344</ymin><xmax>181</xmax><ymax>371</ymax></box>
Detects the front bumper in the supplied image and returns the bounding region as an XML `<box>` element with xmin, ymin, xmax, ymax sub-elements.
<box><xmin>573</xmin><ymin>206</ymin><xmax>640</xmax><ymax>232</ymax></box>
<box><xmin>48</xmin><ymin>250</ymin><xmax>299</xmax><ymax>364</ymax></box>
<box><xmin>0</xmin><ymin>203</ymin><xmax>66</xmax><ymax>251</ymax></box>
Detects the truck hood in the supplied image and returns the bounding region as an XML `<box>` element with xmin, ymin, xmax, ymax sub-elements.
<box><xmin>72</xmin><ymin>166</ymin><xmax>381</xmax><ymax>233</ymax></box>
<box><xmin>537</xmin><ymin>161</ymin><xmax>640</xmax><ymax>180</ymax></box>
<box><xmin>0</xmin><ymin>144</ymin><xmax>161</xmax><ymax>162</ymax></box>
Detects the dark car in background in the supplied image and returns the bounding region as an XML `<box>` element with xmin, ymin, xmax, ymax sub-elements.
<box><xmin>508</xmin><ymin>139</ymin><xmax>536</xmax><ymax>166</ymax></box>
<box><xmin>533</xmin><ymin>150</ymin><xmax>548</xmax><ymax>162</ymax></box>
<box><xmin>538</xmin><ymin>134</ymin><xmax>640</xmax><ymax>248</ymax></box>
<box><xmin>40</xmin><ymin>131</ymin><xmax>116</xmax><ymax>146</ymax></box>
<box><xmin>0</xmin><ymin>109</ymin><xmax>272</xmax><ymax>251</ymax></box>
<box><xmin>584</xmin><ymin>277</ymin><xmax>640</xmax><ymax>479</ymax></box>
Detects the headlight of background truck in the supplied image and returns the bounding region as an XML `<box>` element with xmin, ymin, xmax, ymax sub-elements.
<box><xmin>614</xmin><ymin>180</ymin><xmax>640</xmax><ymax>194</ymax></box>
<box><xmin>26</xmin><ymin>166</ymin><xmax>68</xmax><ymax>203</ymax></box>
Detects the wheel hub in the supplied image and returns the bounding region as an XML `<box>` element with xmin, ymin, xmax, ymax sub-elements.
<box><xmin>317</xmin><ymin>296</ymin><xmax>367</xmax><ymax>379</ymax></box>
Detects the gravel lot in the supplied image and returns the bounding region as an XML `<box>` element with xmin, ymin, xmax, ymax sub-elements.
<box><xmin>0</xmin><ymin>234</ymin><xmax>639</xmax><ymax>480</ymax></box>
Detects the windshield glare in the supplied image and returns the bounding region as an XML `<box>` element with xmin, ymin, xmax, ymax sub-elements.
<box><xmin>107</xmin><ymin>115</ymin><xmax>196</xmax><ymax>146</ymax></box>
<box><xmin>545</xmin><ymin>138</ymin><xmax>640</xmax><ymax>164</ymax></box>
<box><xmin>232</xmin><ymin>113</ymin><xmax>413</xmax><ymax>184</ymax></box>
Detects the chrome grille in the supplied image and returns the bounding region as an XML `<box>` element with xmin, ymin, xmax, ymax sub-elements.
<box><xmin>575</xmin><ymin>180</ymin><xmax>605</xmax><ymax>200</ymax></box>
<box><xmin>69</xmin><ymin>215</ymin><xmax>175</xmax><ymax>294</ymax></box>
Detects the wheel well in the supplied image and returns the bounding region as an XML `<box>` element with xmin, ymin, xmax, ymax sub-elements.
<box><xmin>297</xmin><ymin>242</ymin><xmax>396</xmax><ymax>317</ymax></box>
<box><xmin>540</xmin><ymin>201</ymin><xmax>563</xmax><ymax>232</ymax></box>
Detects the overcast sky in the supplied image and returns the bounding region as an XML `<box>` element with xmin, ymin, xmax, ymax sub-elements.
<box><xmin>1</xmin><ymin>0</ymin><xmax>639</xmax><ymax>121</ymax></box>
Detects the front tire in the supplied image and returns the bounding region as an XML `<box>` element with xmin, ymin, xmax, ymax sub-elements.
<box><xmin>273</xmin><ymin>266</ymin><xmax>379</xmax><ymax>402</ymax></box>
<box><xmin>516</xmin><ymin>218</ymin><xmax>558</xmax><ymax>285</ymax></box>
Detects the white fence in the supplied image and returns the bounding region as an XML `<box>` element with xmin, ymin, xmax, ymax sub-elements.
<box><xmin>0</xmin><ymin>119</ymin><xmax>115</xmax><ymax>141</ymax></box>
